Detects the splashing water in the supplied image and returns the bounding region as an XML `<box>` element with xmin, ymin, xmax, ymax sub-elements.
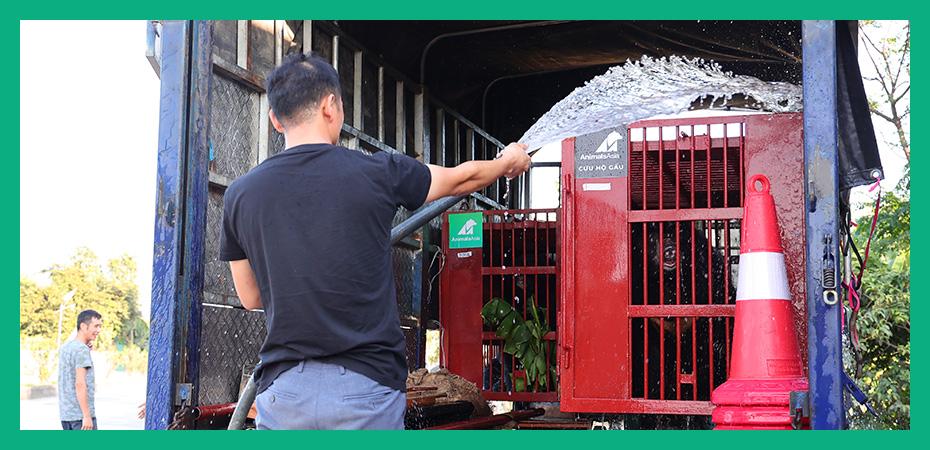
<box><xmin>518</xmin><ymin>55</ymin><xmax>803</xmax><ymax>151</ymax></box>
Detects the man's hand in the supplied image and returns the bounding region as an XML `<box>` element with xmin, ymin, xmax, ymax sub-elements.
<box><xmin>81</xmin><ymin>415</ymin><xmax>94</xmax><ymax>430</ymax></box>
<box><xmin>497</xmin><ymin>143</ymin><xmax>531</xmax><ymax>179</ymax></box>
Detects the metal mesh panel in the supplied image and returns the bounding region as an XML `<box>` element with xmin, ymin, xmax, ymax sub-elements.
<box><xmin>210</xmin><ymin>75</ymin><xmax>259</xmax><ymax>180</ymax></box>
<box><xmin>392</xmin><ymin>205</ymin><xmax>412</xmax><ymax>228</ymax></box>
<box><xmin>392</xmin><ymin>205</ymin><xmax>418</xmax><ymax>332</ymax></box>
<box><xmin>338</xmin><ymin>134</ymin><xmax>354</xmax><ymax>150</ymax></box>
<box><xmin>212</xmin><ymin>20</ymin><xmax>238</xmax><ymax>64</ymax></box>
<box><xmin>197</xmin><ymin>305</ymin><xmax>266</xmax><ymax>406</ymax></box>
<box><xmin>204</xmin><ymin>189</ymin><xmax>239</xmax><ymax>306</ymax></box>
<box><xmin>356</xmin><ymin>140</ymin><xmax>379</xmax><ymax>155</ymax></box>
<box><xmin>393</xmin><ymin>247</ymin><xmax>418</xmax><ymax>319</ymax></box>
<box><xmin>270</xmin><ymin>127</ymin><xmax>286</xmax><ymax>156</ymax></box>
<box><xmin>402</xmin><ymin>326</ymin><xmax>420</xmax><ymax>371</ymax></box>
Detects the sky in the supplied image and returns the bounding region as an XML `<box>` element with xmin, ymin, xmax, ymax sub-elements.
<box><xmin>20</xmin><ymin>20</ymin><xmax>908</xmax><ymax>323</ymax></box>
<box><xmin>20</xmin><ymin>21</ymin><xmax>160</xmax><ymax>318</ymax></box>
<box><xmin>854</xmin><ymin>20</ymin><xmax>910</xmax><ymax>195</ymax></box>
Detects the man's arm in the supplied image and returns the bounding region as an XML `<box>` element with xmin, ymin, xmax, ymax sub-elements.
<box><xmin>425</xmin><ymin>142</ymin><xmax>531</xmax><ymax>202</ymax></box>
<box><xmin>229</xmin><ymin>259</ymin><xmax>263</xmax><ymax>310</ymax></box>
<box><xmin>74</xmin><ymin>367</ymin><xmax>93</xmax><ymax>430</ymax></box>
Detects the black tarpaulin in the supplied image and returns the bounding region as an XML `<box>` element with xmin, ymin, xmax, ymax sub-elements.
<box><xmin>330</xmin><ymin>20</ymin><xmax>881</xmax><ymax>185</ymax></box>
<box><xmin>836</xmin><ymin>20</ymin><xmax>884</xmax><ymax>190</ymax></box>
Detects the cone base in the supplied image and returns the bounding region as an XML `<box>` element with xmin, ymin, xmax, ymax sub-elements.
<box><xmin>712</xmin><ymin>377</ymin><xmax>808</xmax><ymax>405</ymax></box>
<box><xmin>711</xmin><ymin>377</ymin><xmax>809</xmax><ymax>430</ymax></box>
<box><xmin>711</xmin><ymin>406</ymin><xmax>793</xmax><ymax>430</ymax></box>
<box><xmin>712</xmin><ymin>406</ymin><xmax>810</xmax><ymax>430</ymax></box>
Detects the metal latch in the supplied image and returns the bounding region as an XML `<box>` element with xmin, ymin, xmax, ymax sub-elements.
<box><xmin>789</xmin><ymin>391</ymin><xmax>810</xmax><ymax>430</ymax></box>
<box><xmin>174</xmin><ymin>383</ymin><xmax>193</xmax><ymax>406</ymax></box>
<box><xmin>822</xmin><ymin>235</ymin><xmax>838</xmax><ymax>305</ymax></box>
<box><xmin>843</xmin><ymin>372</ymin><xmax>879</xmax><ymax>417</ymax></box>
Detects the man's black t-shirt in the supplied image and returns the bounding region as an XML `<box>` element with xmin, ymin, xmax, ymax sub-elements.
<box><xmin>219</xmin><ymin>143</ymin><xmax>431</xmax><ymax>394</ymax></box>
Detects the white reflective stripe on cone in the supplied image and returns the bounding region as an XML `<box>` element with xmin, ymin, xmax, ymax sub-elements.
<box><xmin>736</xmin><ymin>252</ymin><xmax>792</xmax><ymax>301</ymax></box>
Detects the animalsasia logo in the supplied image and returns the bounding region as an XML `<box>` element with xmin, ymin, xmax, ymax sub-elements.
<box><xmin>457</xmin><ymin>219</ymin><xmax>478</xmax><ymax>236</ymax></box>
<box><xmin>449</xmin><ymin>212</ymin><xmax>483</xmax><ymax>249</ymax></box>
<box><xmin>595</xmin><ymin>130</ymin><xmax>623</xmax><ymax>154</ymax></box>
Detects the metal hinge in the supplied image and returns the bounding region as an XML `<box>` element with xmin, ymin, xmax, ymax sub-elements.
<box><xmin>821</xmin><ymin>235</ymin><xmax>839</xmax><ymax>306</ymax></box>
<box><xmin>174</xmin><ymin>383</ymin><xmax>193</xmax><ymax>406</ymax></box>
<box><xmin>789</xmin><ymin>391</ymin><xmax>810</xmax><ymax>430</ymax></box>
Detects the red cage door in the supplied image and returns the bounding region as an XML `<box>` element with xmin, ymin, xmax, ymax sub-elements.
<box><xmin>558</xmin><ymin>132</ymin><xmax>634</xmax><ymax>412</ymax></box>
<box><xmin>560</xmin><ymin>114</ymin><xmax>806</xmax><ymax>415</ymax></box>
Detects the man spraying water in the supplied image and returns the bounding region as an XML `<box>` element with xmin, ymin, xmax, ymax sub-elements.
<box><xmin>220</xmin><ymin>52</ymin><xmax>530</xmax><ymax>430</ymax></box>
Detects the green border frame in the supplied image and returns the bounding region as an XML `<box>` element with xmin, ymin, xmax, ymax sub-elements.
<box><xmin>8</xmin><ymin>1</ymin><xmax>918</xmax><ymax>443</ymax></box>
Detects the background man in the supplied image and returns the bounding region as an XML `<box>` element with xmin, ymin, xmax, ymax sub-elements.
<box><xmin>58</xmin><ymin>309</ymin><xmax>102</xmax><ymax>430</ymax></box>
<box><xmin>221</xmin><ymin>52</ymin><xmax>530</xmax><ymax>430</ymax></box>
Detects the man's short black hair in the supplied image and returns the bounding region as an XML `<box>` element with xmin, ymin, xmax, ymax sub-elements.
<box><xmin>76</xmin><ymin>309</ymin><xmax>102</xmax><ymax>331</ymax></box>
<box><xmin>265</xmin><ymin>51</ymin><xmax>342</xmax><ymax>125</ymax></box>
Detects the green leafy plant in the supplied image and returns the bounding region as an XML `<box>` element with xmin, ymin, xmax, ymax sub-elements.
<box><xmin>846</xmin><ymin>168</ymin><xmax>910</xmax><ymax>429</ymax></box>
<box><xmin>481</xmin><ymin>296</ymin><xmax>556</xmax><ymax>391</ymax></box>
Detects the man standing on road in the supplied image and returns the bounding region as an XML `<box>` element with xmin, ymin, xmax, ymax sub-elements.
<box><xmin>220</xmin><ymin>52</ymin><xmax>530</xmax><ymax>430</ymax></box>
<box><xmin>58</xmin><ymin>309</ymin><xmax>102</xmax><ymax>430</ymax></box>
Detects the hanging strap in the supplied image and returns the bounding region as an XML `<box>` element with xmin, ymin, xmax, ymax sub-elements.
<box><xmin>843</xmin><ymin>175</ymin><xmax>882</xmax><ymax>378</ymax></box>
<box><xmin>854</xmin><ymin>178</ymin><xmax>882</xmax><ymax>289</ymax></box>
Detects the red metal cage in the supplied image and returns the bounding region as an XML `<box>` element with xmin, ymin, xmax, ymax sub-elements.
<box><xmin>440</xmin><ymin>209</ymin><xmax>560</xmax><ymax>402</ymax></box>
<box><xmin>439</xmin><ymin>113</ymin><xmax>807</xmax><ymax>415</ymax></box>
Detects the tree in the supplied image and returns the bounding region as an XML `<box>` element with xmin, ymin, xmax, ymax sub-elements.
<box><xmin>847</xmin><ymin>170</ymin><xmax>910</xmax><ymax>429</ymax></box>
<box><xmin>20</xmin><ymin>277</ymin><xmax>55</xmax><ymax>338</ymax></box>
<box><xmin>107</xmin><ymin>255</ymin><xmax>148</xmax><ymax>348</ymax></box>
<box><xmin>20</xmin><ymin>248</ymin><xmax>147</xmax><ymax>350</ymax></box>
<box><xmin>859</xmin><ymin>21</ymin><xmax>910</xmax><ymax>160</ymax></box>
<box><xmin>847</xmin><ymin>20</ymin><xmax>910</xmax><ymax>430</ymax></box>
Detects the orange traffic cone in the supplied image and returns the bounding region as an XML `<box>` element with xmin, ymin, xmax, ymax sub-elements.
<box><xmin>711</xmin><ymin>174</ymin><xmax>809</xmax><ymax>430</ymax></box>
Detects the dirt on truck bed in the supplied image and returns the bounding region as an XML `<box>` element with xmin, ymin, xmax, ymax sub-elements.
<box><xmin>407</xmin><ymin>368</ymin><xmax>492</xmax><ymax>417</ymax></box>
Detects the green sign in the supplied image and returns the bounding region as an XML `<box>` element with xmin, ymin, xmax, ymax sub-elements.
<box><xmin>448</xmin><ymin>212</ymin><xmax>483</xmax><ymax>249</ymax></box>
